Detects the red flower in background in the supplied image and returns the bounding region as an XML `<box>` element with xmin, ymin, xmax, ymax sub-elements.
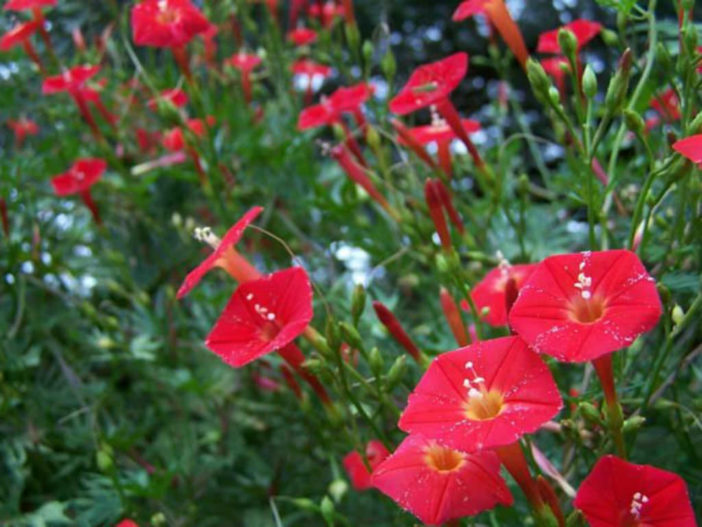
<box><xmin>287</xmin><ymin>27</ymin><xmax>317</xmax><ymax>46</ymax></box>
<box><xmin>225</xmin><ymin>51</ymin><xmax>262</xmax><ymax>103</ymax></box>
<box><xmin>308</xmin><ymin>1</ymin><xmax>344</xmax><ymax>28</ymax></box>
<box><xmin>291</xmin><ymin>59</ymin><xmax>332</xmax><ymax>104</ymax></box>
<box><xmin>650</xmin><ymin>88</ymin><xmax>681</xmax><ymax>123</ymax></box>
<box><xmin>131</xmin><ymin>0</ymin><xmax>209</xmax><ymax>48</ymax></box>
<box><xmin>205</xmin><ymin>266</ymin><xmax>313</xmax><ymax>367</ymax></box>
<box><xmin>0</xmin><ymin>20</ymin><xmax>40</xmax><ymax>50</ymax></box>
<box><xmin>4</xmin><ymin>0</ymin><xmax>56</xmax><ymax>9</ymax></box>
<box><xmin>673</xmin><ymin>134</ymin><xmax>702</xmax><ymax>165</ymax></box>
<box><xmin>51</xmin><ymin>158</ymin><xmax>107</xmax><ymax>225</ymax></box>
<box><xmin>452</xmin><ymin>0</ymin><xmax>529</xmax><ymax>67</ymax></box>
<box><xmin>343</xmin><ymin>440</ymin><xmax>390</xmax><ymax>490</ymax></box>
<box><xmin>508</xmin><ymin>250</ymin><xmax>662</xmax><ymax>363</ymax></box>
<box><xmin>7</xmin><ymin>117</ymin><xmax>39</xmax><ymax>147</ymax></box>
<box><xmin>177</xmin><ymin>206</ymin><xmax>263</xmax><ymax>298</ymax></box>
<box><xmin>115</xmin><ymin>521</ymin><xmax>139</xmax><ymax>527</ymax></box>
<box><xmin>537</xmin><ymin>19</ymin><xmax>602</xmax><ymax>54</ymax></box>
<box><xmin>541</xmin><ymin>57</ymin><xmax>570</xmax><ymax>97</ymax></box>
<box><xmin>147</xmin><ymin>88</ymin><xmax>189</xmax><ymax>111</ymax></box>
<box><xmin>402</xmin><ymin>115</ymin><xmax>480</xmax><ymax>177</ymax></box>
<box><xmin>389</xmin><ymin>53</ymin><xmax>467</xmax><ymax>115</ymax></box>
<box><xmin>162</xmin><ymin>116</ymin><xmax>214</xmax><ymax>151</ymax></box>
<box><xmin>574</xmin><ymin>455</ymin><xmax>697</xmax><ymax>527</ymax></box>
<box><xmin>398</xmin><ymin>336</ymin><xmax>562</xmax><ymax>452</ymax></box>
<box><xmin>372</xmin><ymin>435</ymin><xmax>513</xmax><ymax>526</ymax></box>
<box><xmin>466</xmin><ymin>261</ymin><xmax>537</xmax><ymax>326</ymax></box>
<box><xmin>390</xmin><ymin>53</ymin><xmax>486</xmax><ymax>170</ymax></box>
<box><xmin>42</xmin><ymin>64</ymin><xmax>100</xmax><ymax>94</ymax></box>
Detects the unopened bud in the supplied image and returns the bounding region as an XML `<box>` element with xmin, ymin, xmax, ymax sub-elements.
<box><xmin>320</xmin><ymin>495</ymin><xmax>335</xmax><ymax>524</ymax></box>
<box><xmin>381</xmin><ymin>48</ymin><xmax>396</xmax><ymax>80</ymax></box>
<box><xmin>325</xmin><ymin>318</ymin><xmax>341</xmax><ymax>350</ymax></box>
<box><xmin>362</xmin><ymin>40</ymin><xmax>374</xmax><ymax>66</ymax></box>
<box><xmin>365</xmin><ymin>126</ymin><xmax>381</xmax><ymax>151</ymax></box>
<box><xmin>582</xmin><ymin>65</ymin><xmax>597</xmax><ymax>99</ymax></box>
<box><xmin>548</xmin><ymin>86</ymin><xmax>561</xmax><ymax>107</ymax></box>
<box><xmin>328</xmin><ymin>479</ymin><xmax>348</xmax><ymax>503</ymax></box>
<box><xmin>151</xmin><ymin>513</ymin><xmax>167</xmax><ymax>527</ymax></box>
<box><xmin>526</xmin><ymin>58</ymin><xmax>553</xmax><ymax>104</ymax></box>
<box><xmin>683</xmin><ymin>25</ymin><xmax>698</xmax><ymax>55</ymax></box>
<box><xmin>340</xmin><ymin>321</ymin><xmax>364</xmax><ymax>350</ymax></box>
<box><xmin>655</xmin><ymin>42</ymin><xmax>672</xmax><ymax>72</ymax></box>
<box><xmin>600</xmin><ymin>28</ymin><xmax>618</xmax><ymax>47</ymax></box>
<box><xmin>557</xmin><ymin>28</ymin><xmax>578</xmax><ymax>58</ymax></box>
<box><xmin>369</xmin><ymin>347</ymin><xmax>384</xmax><ymax>375</ymax></box>
<box><xmin>671</xmin><ymin>304</ymin><xmax>684</xmax><ymax>325</ymax></box>
<box><xmin>386</xmin><ymin>355</ymin><xmax>407</xmax><ymax>389</ymax></box>
<box><xmin>578</xmin><ymin>402</ymin><xmax>601</xmax><ymax>424</ymax></box>
<box><xmin>623</xmin><ymin>109</ymin><xmax>646</xmax><ymax>136</ymax></box>
<box><xmin>605</xmin><ymin>49</ymin><xmax>632</xmax><ymax>114</ymax></box>
<box><xmin>351</xmin><ymin>284</ymin><xmax>366</xmax><ymax>326</ymax></box>
<box><xmin>622</xmin><ymin>415</ymin><xmax>646</xmax><ymax>433</ymax></box>
<box><xmin>656</xmin><ymin>283</ymin><xmax>671</xmax><ymax>304</ymax></box>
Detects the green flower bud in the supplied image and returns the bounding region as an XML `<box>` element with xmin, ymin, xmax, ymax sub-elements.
<box><xmin>345</xmin><ymin>23</ymin><xmax>360</xmax><ymax>51</ymax></box>
<box><xmin>655</xmin><ymin>42</ymin><xmax>672</xmax><ymax>73</ymax></box>
<box><xmin>582</xmin><ymin>65</ymin><xmax>597</xmax><ymax>99</ymax></box>
<box><xmin>526</xmin><ymin>58</ymin><xmax>553</xmax><ymax>104</ymax></box>
<box><xmin>328</xmin><ymin>479</ymin><xmax>348</xmax><ymax>503</ymax></box>
<box><xmin>548</xmin><ymin>86</ymin><xmax>561</xmax><ymax>107</ymax></box>
<box><xmin>656</xmin><ymin>283</ymin><xmax>671</xmax><ymax>305</ymax></box>
<box><xmin>362</xmin><ymin>40</ymin><xmax>374</xmax><ymax>66</ymax></box>
<box><xmin>623</xmin><ymin>109</ymin><xmax>646</xmax><ymax>136</ymax></box>
<box><xmin>365</xmin><ymin>126</ymin><xmax>381</xmax><ymax>152</ymax></box>
<box><xmin>381</xmin><ymin>48</ymin><xmax>396</xmax><ymax>80</ymax></box>
<box><xmin>151</xmin><ymin>513</ymin><xmax>167</xmax><ymax>527</ymax></box>
<box><xmin>339</xmin><ymin>321</ymin><xmax>364</xmax><ymax>350</ymax></box>
<box><xmin>578</xmin><ymin>402</ymin><xmax>601</xmax><ymax>424</ymax></box>
<box><xmin>683</xmin><ymin>24</ymin><xmax>698</xmax><ymax>55</ymax></box>
<box><xmin>604</xmin><ymin>49</ymin><xmax>632</xmax><ymax>114</ymax></box>
<box><xmin>96</xmin><ymin>447</ymin><xmax>114</xmax><ymax>472</ymax></box>
<box><xmin>351</xmin><ymin>284</ymin><xmax>367</xmax><ymax>326</ymax></box>
<box><xmin>600</xmin><ymin>29</ymin><xmax>619</xmax><ymax>47</ymax></box>
<box><xmin>557</xmin><ymin>28</ymin><xmax>578</xmax><ymax>59</ymax></box>
<box><xmin>369</xmin><ymin>346</ymin><xmax>384</xmax><ymax>375</ymax></box>
<box><xmin>326</xmin><ymin>318</ymin><xmax>341</xmax><ymax>351</ymax></box>
<box><xmin>671</xmin><ymin>304</ymin><xmax>684</xmax><ymax>325</ymax></box>
<box><xmin>622</xmin><ymin>415</ymin><xmax>646</xmax><ymax>433</ymax></box>
<box><xmin>386</xmin><ymin>355</ymin><xmax>407</xmax><ymax>389</ymax></box>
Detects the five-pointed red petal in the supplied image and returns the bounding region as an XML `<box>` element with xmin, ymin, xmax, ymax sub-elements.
<box><xmin>406</xmin><ymin>118</ymin><xmax>481</xmax><ymax>145</ymax></box>
<box><xmin>574</xmin><ymin>455</ymin><xmax>697</xmax><ymax>527</ymax></box>
<box><xmin>389</xmin><ymin>53</ymin><xmax>468</xmax><ymax>115</ymax></box>
<box><xmin>398</xmin><ymin>336</ymin><xmax>562</xmax><ymax>452</ymax></box>
<box><xmin>509</xmin><ymin>250</ymin><xmax>662</xmax><ymax>362</ymax></box>
<box><xmin>205</xmin><ymin>266</ymin><xmax>314</xmax><ymax>367</ymax></box>
<box><xmin>177</xmin><ymin>206</ymin><xmax>263</xmax><ymax>298</ymax></box>
<box><xmin>51</xmin><ymin>158</ymin><xmax>107</xmax><ymax>196</ymax></box>
<box><xmin>42</xmin><ymin>65</ymin><xmax>101</xmax><ymax>94</ymax></box>
<box><xmin>673</xmin><ymin>134</ymin><xmax>702</xmax><ymax>165</ymax></box>
<box><xmin>467</xmin><ymin>263</ymin><xmax>537</xmax><ymax>326</ymax></box>
<box><xmin>131</xmin><ymin>0</ymin><xmax>210</xmax><ymax>48</ymax></box>
<box><xmin>288</xmin><ymin>27</ymin><xmax>317</xmax><ymax>46</ymax></box>
<box><xmin>372</xmin><ymin>434</ymin><xmax>513</xmax><ymax>526</ymax></box>
<box><xmin>0</xmin><ymin>20</ymin><xmax>41</xmax><ymax>50</ymax></box>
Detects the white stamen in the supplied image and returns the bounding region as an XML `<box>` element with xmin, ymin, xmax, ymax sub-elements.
<box><xmin>246</xmin><ymin>293</ymin><xmax>254</xmax><ymax>301</ymax></box>
<box><xmin>266</xmin><ymin>313</ymin><xmax>276</xmax><ymax>320</ymax></box>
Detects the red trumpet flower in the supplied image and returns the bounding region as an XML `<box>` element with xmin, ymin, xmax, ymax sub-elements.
<box><xmin>287</xmin><ymin>27</ymin><xmax>317</xmax><ymax>46</ymax></box>
<box><xmin>0</xmin><ymin>198</ymin><xmax>9</xmax><ymax>237</ymax></box>
<box><xmin>342</xmin><ymin>440</ymin><xmax>390</xmax><ymax>490</ymax></box>
<box><xmin>452</xmin><ymin>0</ymin><xmax>529</xmax><ymax>68</ymax></box>
<box><xmin>308</xmin><ymin>1</ymin><xmax>344</xmax><ymax>28</ymax></box>
<box><xmin>440</xmin><ymin>287</ymin><xmax>470</xmax><ymax>347</ymax></box>
<box><xmin>398</xmin><ymin>336</ymin><xmax>562</xmax><ymax>452</ymax></box>
<box><xmin>574</xmin><ymin>455</ymin><xmax>697</xmax><ymax>527</ymax></box>
<box><xmin>177</xmin><ymin>206</ymin><xmax>263</xmax><ymax>298</ymax></box>
<box><xmin>205</xmin><ymin>266</ymin><xmax>313</xmax><ymax>367</ymax></box>
<box><xmin>467</xmin><ymin>260</ymin><xmax>537</xmax><ymax>327</ymax></box>
<box><xmin>372</xmin><ymin>300</ymin><xmax>422</xmax><ymax>363</ymax></box>
<box><xmin>424</xmin><ymin>179</ymin><xmax>452</xmax><ymax>250</ymax></box>
<box><xmin>403</xmin><ymin>115</ymin><xmax>481</xmax><ymax>177</ymax></box>
<box><xmin>226</xmin><ymin>52</ymin><xmax>262</xmax><ymax>104</ymax></box>
<box><xmin>372</xmin><ymin>435</ymin><xmax>513</xmax><ymax>526</ymax></box>
<box><xmin>7</xmin><ymin>117</ymin><xmax>39</xmax><ymax>147</ymax></box>
<box><xmin>200</xmin><ymin>22</ymin><xmax>218</xmax><ymax>68</ymax></box>
<box><xmin>0</xmin><ymin>20</ymin><xmax>44</xmax><ymax>74</ymax></box>
<box><xmin>508</xmin><ymin>250</ymin><xmax>662</xmax><ymax>363</ymax></box>
<box><xmin>42</xmin><ymin>65</ymin><xmax>104</xmax><ymax>139</ymax></box>
<box><xmin>115</xmin><ymin>520</ymin><xmax>139</xmax><ymax>527</ymax></box>
<box><xmin>673</xmin><ymin>134</ymin><xmax>702</xmax><ymax>166</ymax></box>
<box><xmin>162</xmin><ymin>116</ymin><xmax>215</xmax><ymax>181</ymax></box>
<box><xmin>147</xmin><ymin>88</ymin><xmax>189</xmax><ymax>111</ymax></box>
<box><xmin>389</xmin><ymin>53</ymin><xmax>486</xmax><ymax>171</ymax></box>
<box><xmin>391</xmin><ymin>118</ymin><xmax>439</xmax><ymax>171</ymax></box>
<box><xmin>650</xmin><ymin>88</ymin><xmax>681</xmax><ymax>123</ymax></box>
<box><xmin>537</xmin><ymin>19</ymin><xmax>602</xmax><ymax>55</ymax></box>
<box><xmin>291</xmin><ymin>58</ymin><xmax>332</xmax><ymax>105</ymax></box>
<box><xmin>131</xmin><ymin>0</ymin><xmax>210</xmax><ymax>80</ymax></box>
<box><xmin>51</xmin><ymin>158</ymin><xmax>107</xmax><ymax>225</ymax></box>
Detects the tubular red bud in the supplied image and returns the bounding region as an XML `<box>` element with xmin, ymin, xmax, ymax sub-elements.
<box><xmin>278</xmin><ymin>343</ymin><xmax>332</xmax><ymax>406</ymax></box>
<box><xmin>330</xmin><ymin>144</ymin><xmax>400</xmax><ymax>222</ymax></box>
<box><xmin>536</xmin><ymin>476</ymin><xmax>566</xmax><ymax>527</ymax></box>
<box><xmin>372</xmin><ymin>301</ymin><xmax>422</xmax><ymax>363</ymax></box>
<box><xmin>439</xmin><ymin>287</ymin><xmax>470</xmax><ymax>346</ymax></box>
<box><xmin>279</xmin><ymin>364</ymin><xmax>303</xmax><ymax>401</ymax></box>
<box><xmin>0</xmin><ymin>198</ymin><xmax>9</xmax><ymax>237</ymax></box>
<box><xmin>424</xmin><ymin>179</ymin><xmax>452</xmax><ymax>250</ymax></box>
<box><xmin>434</xmin><ymin>180</ymin><xmax>464</xmax><ymax>234</ymax></box>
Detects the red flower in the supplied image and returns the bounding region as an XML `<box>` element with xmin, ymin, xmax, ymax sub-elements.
<box><xmin>147</xmin><ymin>88</ymin><xmax>188</xmax><ymax>111</ymax></box>
<box><xmin>508</xmin><ymin>250</ymin><xmax>663</xmax><ymax>362</ymax></box>
<box><xmin>389</xmin><ymin>53</ymin><xmax>467</xmax><ymax>115</ymax></box>
<box><xmin>537</xmin><ymin>19</ymin><xmax>602</xmax><ymax>54</ymax></box>
<box><xmin>226</xmin><ymin>51</ymin><xmax>262</xmax><ymax>72</ymax></box>
<box><xmin>467</xmin><ymin>261</ymin><xmax>537</xmax><ymax>326</ymax></box>
<box><xmin>308</xmin><ymin>1</ymin><xmax>344</xmax><ymax>28</ymax></box>
<box><xmin>131</xmin><ymin>0</ymin><xmax>210</xmax><ymax>48</ymax></box>
<box><xmin>389</xmin><ymin>53</ymin><xmax>486</xmax><ymax>170</ymax></box>
<box><xmin>0</xmin><ymin>20</ymin><xmax>40</xmax><ymax>50</ymax></box>
<box><xmin>205</xmin><ymin>266</ymin><xmax>313</xmax><ymax>367</ymax></box>
<box><xmin>342</xmin><ymin>440</ymin><xmax>390</xmax><ymax>490</ymax></box>
<box><xmin>51</xmin><ymin>158</ymin><xmax>106</xmax><ymax>196</ymax></box>
<box><xmin>372</xmin><ymin>435</ymin><xmax>513</xmax><ymax>525</ymax></box>
<box><xmin>288</xmin><ymin>27</ymin><xmax>317</xmax><ymax>46</ymax></box>
<box><xmin>177</xmin><ymin>206</ymin><xmax>263</xmax><ymax>298</ymax></box>
<box><xmin>452</xmin><ymin>0</ymin><xmax>529</xmax><ymax>67</ymax></box>
<box><xmin>7</xmin><ymin>117</ymin><xmax>39</xmax><ymax>146</ymax></box>
<box><xmin>42</xmin><ymin>65</ymin><xmax>101</xmax><ymax>94</ymax></box>
<box><xmin>297</xmin><ymin>83</ymin><xmax>373</xmax><ymax>135</ymax></box>
<box><xmin>290</xmin><ymin>58</ymin><xmax>332</xmax><ymax>90</ymax></box>
<box><xmin>162</xmin><ymin>117</ymin><xmax>213</xmax><ymax>151</ymax></box>
<box><xmin>650</xmin><ymin>88</ymin><xmax>681</xmax><ymax>122</ymax></box>
<box><xmin>541</xmin><ymin>56</ymin><xmax>570</xmax><ymax>95</ymax></box>
<box><xmin>4</xmin><ymin>0</ymin><xmax>55</xmax><ymax>10</ymax></box>
<box><xmin>574</xmin><ymin>455</ymin><xmax>697</xmax><ymax>527</ymax></box>
<box><xmin>115</xmin><ymin>521</ymin><xmax>139</xmax><ymax>527</ymax></box>
<box><xmin>398</xmin><ymin>336</ymin><xmax>562</xmax><ymax>452</ymax></box>
<box><xmin>372</xmin><ymin>301</ymin><xmax>422</xmax><ymax>363</ymax></box>
<box><xmin>51</xmin><ymin>158</ymin><xmax>107</xmax><ymax>225</ymax></box>
<box><xmin>673</xmin><ymin>134</ymin><xmax>702</xmax><ymax>165</ymax></box>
